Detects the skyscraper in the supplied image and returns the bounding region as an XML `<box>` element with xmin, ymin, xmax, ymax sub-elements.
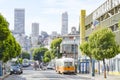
<box><xmin>31</xmin><ymin>23</ymin><xmax>39</xmax><ymax>48</ymax></box>
<box><xmin>61</xmin><ymin>12</ymin><xmax>68</xmax><ymax>35</ymax></box>
<box><xmin>14</xmin><ymin>9</ymin><xmax>25</xmax><ymax>34</ymax></box>
<box><xmin>32</xmin><ymin>23</ymin><xmax>39</xmax><ymax>36</ymax></box>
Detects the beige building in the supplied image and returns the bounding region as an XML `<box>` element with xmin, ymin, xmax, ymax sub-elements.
<box><xmin>85</xmin><ymin>0</ymin><xmax>120</xmax><ymax>74</ymax></box>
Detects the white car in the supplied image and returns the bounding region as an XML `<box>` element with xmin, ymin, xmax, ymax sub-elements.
<box><xmin>22</xmin><ymin>59</ymin><xmax>30</xmax><ymax>67</ymax></box>
<box><xmin>47</xmin><ymin>64</ymin><xmax>55</xmax><ymax>70</ymax></box>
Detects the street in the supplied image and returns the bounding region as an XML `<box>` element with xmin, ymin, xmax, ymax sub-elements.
<box><xmin>4</xmin><ymin>67</ymin><xmax>91</xmax><ymax>80</ymax></box>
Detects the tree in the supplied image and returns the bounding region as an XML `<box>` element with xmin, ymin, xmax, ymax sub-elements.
<box><xmin>0</xmin><ymin>14</ymin><xmax>10</xmax><ymax>41</ymax></box>
<box><xmin>50</xmin><ymin>38</ymin><xmax>62</xmax><ymax>49</ymax></box>
<box><xmin>0</xmin><ymin>14</ymin><xmax>21</xmax><ymax>62</ymax></box>
<box><xmin>80</xmin><ymin>41</ymin><xmax>92</xmax><ymax>62</ymax></box>
<box><xmin>33</xmin><ymin>47</ymin><xmax>48</xmax><ymax>62</ymax></box>
<box><xmin>89</xmin><ymin>28</ymin><xmax>120</xmax><ymax>78</ymax></box>
<box><xmin>21</xmin><ymin>51</ymin><xmax>30</xmax><ymax>59</ymax></box>
<box><xmin>0</xmin><ymin>34</ymin><xmax>21</xmax><ymax>62</ymax></box>
<box><xmin>80</xmin><ymin>41</ymin><xmax>93</xmax><ymax>74</ymax></box>
<box><xmin>43</xmin><ymin>57</ymin><xmax>50</xmax><ymax>63</ymax></box>
<box><xmin>43</xmin><ymin>50</ymin><xmax>55</xmax><ymax>63</ymax></box>
<box><xmin>50</xmin><ymin>38</ymin><xmax>62</xmax><ymax>58</ymax></box>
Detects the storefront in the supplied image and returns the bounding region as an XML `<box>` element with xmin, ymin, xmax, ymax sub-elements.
<box><xmin>77</xmin><ymin>58</ymin><xmax>90</xmax><ymax>74</ymax></box>
<box><xmin>109</xmin><ymin>56</ymin><xmax>120</xmax><ymax>75</ymax></box>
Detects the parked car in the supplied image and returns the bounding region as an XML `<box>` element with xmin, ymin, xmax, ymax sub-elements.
<box><xmin>46</xmin><ymin>64</ymin><xmax>55</xmax><ymax>70</ymax></box>
<box><xmin>10</xmin><ymin>64</ymin><xmax>23</xmax><ymax>75</ymax></box>
<box><xmin>22</xmin><ymin>59</ymin><xmax>30</xmax><ymax>67</ymax></box>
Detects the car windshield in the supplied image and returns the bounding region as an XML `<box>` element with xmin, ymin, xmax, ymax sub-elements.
<box><xmin>11</xmin><ymin>63</ymin><xmax>20</xmax><ymax>68</ymax></box>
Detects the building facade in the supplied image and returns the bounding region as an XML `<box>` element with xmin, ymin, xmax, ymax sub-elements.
<box><xmin>14</xmin><ymin>9</ymin><xmax>25</xmax><ymax>34</ymax></box>
<box><xmin>60</xmin><ymin>27</ymin><xmax>80</xmax><ymax>63</ymax></box>
<box><xmin>85</xmin><ymin>0</ymin><xmax>120</xmax><ymax>74</ymax></box>
<box><xmin>61</xmin><ymin>35</ymin><xmax>80</xmax><ymax>60</ymax></box>
<box><xmin>61</xmin><ymin>12</ymin><xmax>68</xmax><ymax>35</ymax></box>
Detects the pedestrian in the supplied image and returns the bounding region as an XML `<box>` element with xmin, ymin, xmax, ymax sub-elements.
<box><xmin>34</xmin><ymin>61</ymin><xmax>37</xmax><ymax>70</ymax></box>
<box><xmin>40</xmin><ymin>62</ymin><xmax>43</xmax><ymax>70</ymax></box>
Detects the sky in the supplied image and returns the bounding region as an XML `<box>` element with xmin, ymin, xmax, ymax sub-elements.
<box><xmin>0</xmin><ymin>0</ymin><xmax>105</xmax><ymax>36</ymax></box>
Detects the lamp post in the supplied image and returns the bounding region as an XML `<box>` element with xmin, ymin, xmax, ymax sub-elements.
<box><xmin>73</xmin><ymin>37</ymin><xmax>77</xmax><ymax>73</ymax></box>
<box><xmin>73</xmin><ymin>37</ymin><xmax>76</xmax><ymax>60</ymax></box>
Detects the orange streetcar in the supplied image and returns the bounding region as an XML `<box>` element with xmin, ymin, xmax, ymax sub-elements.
<box><xmin>55</xmin><ymin>57</ymin><xmax>75</xmax><ymax>74</ymax></box>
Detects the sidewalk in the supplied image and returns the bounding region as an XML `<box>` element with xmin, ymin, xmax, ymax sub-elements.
<box><xmin>0</xmin><ymin>73</ymin><xmax>9</xmax><ymax>80</ymax></box>
<box><xmin>77</xmin><ymin>73</ymin><xmax>120</xmax><ymax>80</ymax></box>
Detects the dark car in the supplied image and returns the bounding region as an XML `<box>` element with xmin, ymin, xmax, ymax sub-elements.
<box><xmin>10</xmin><ymin>64</ymin><xmax>23</xmax><ymax>75</ymax></box>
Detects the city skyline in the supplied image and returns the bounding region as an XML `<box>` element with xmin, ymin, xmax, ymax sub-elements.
<box><xmin>0</xmin><ymin>0</ymin><xmax>105</xmax><ymax>36</ymax></box>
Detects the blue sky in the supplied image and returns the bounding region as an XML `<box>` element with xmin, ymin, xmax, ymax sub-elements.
<box><xmin>0</xmin><ymin>0</ymin><xmax>105</xmax><ymax>36</ymax></box>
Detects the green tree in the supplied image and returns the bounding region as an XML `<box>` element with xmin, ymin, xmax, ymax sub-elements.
<box><xmin>50</xmin><ymin>38</ymin><xmax>62</xmax><ymax>49</ymax></box>
<box><xmin>89</xmin><ymin>28</ymin><xmax>120</xmax><ymax>78</ymax></box>
<box><xmin>50</xmin><ymin>38</ymin><xmax>62</xmax><ymax>58</ymax></box>
<box><xmin>17</xmin><ymin>58</ymin><xmax>23</xmax><ymax>64</ymax></box>
<box><xmin>80</xmin><ymin>41</ymin><xmax>92</xmax><ymax>73</ymax></box>
<box><xmin>0</xmin><ymin>14</ymin><xmax>10</xmax><ymax>41</ymax></box>
<box><xmin>43</xmin><ymin>50</ymin><xmax>55</xmax><ymax>63</ymax></box>
<box><xmin>21</xmin><ymin>51</ymin><xmax>30</xmax><ymax>59</ymax></box>
<box><xmin>0</xmin><ymin>14</ymin><xmax>21</xmax><ymax>62</ymax></box>
<box><xmin>80</xmin><ymin>41</ymin><xmax>92</xmax><ymax>62</ymax></box>
<box><xmin>43</xmin><ymin>57</ymin><xmax>50</xmax><ymax>63</ymax></box>
<box><xmin>33</xmin><ymin>47</ymin><xmax>48</xmax><ymax>62</ymax></box>
<box><xmin>0</xmin><ymin>34</ymin><xmax>21</xmax><ymax>62</ymax></box>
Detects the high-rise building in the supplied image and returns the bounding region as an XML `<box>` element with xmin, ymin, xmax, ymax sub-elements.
<box><xmin>32</xmin><ymin>23</ymin><xmax>39</xmax><ymax>36</ymax></box>
<box><xmin>14</xmin><ymin>9</ymin><xmax>25</xmax><ymax>34</ymax></box>
<box><xmin>61</xmin><ymin>12</ymin><xmax>68</xmax><ymax>35</ymax></box>
<box><xmin>31</xmin><ymin>23</ymin><xmax>39</xmax><ymax>48</ymax></box>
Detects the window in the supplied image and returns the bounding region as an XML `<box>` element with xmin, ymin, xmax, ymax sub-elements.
<box><xmin>64</xmin><ymin>62</ymin><xmax>73</xmax><ymax>66</ymax></box>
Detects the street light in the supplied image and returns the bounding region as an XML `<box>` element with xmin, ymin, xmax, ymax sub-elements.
<box><xmin>73</xmin><ymin>37</ymin><xmax>76</xmax><ymax>60</ymax></box>
<box><xmin>73</xmin><ymin>37</ymin><xmax>77</xmax><ymax>73</ymax></box>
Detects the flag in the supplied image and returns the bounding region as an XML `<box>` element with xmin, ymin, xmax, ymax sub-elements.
<box><xmin>91</xmin><ymin>20</ymin><xmax>99</xmax><ymax>30</ymax></box>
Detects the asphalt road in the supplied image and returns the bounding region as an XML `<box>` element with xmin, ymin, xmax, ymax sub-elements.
<box><xmin>4</xmin><ymin>67</ymin><xmax>91</xmax><ymax>80</ymax></box>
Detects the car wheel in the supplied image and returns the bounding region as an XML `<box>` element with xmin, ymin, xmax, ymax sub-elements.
<box><xmin>20</xmin><ymin>71</ymin><xmax>23</xmax><ymax>74</ymax></box>
<box><xmin>10</xmin><ymin>72</ymin><xmax>12</xmax><ymax>75</ymax></box>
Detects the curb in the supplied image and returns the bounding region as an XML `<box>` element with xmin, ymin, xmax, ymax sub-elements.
<box><xmin>0</xmin><ymin>74</ymin><xmax>10</xmax><ymax>80</ymax></box>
